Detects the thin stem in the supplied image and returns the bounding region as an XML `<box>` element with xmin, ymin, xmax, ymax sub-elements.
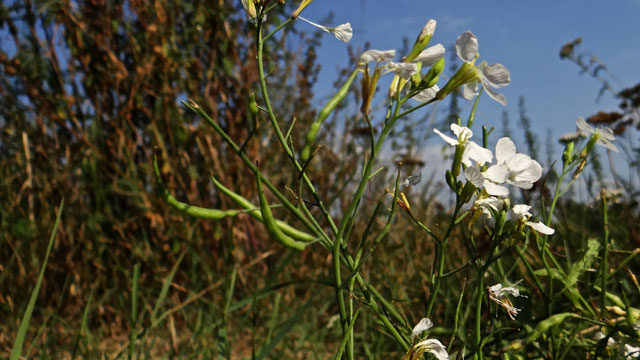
<box><xmin>600</xmin><ymin>189</ymin><xmax>609</xmax><ymax>314</ymax></box>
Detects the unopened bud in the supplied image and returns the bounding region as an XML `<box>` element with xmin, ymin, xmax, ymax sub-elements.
<box><xmin>572</xmin><ymin>159</ymin><xmax>586</xmax><ymax>180</ymax></box>
<box><xmin>405</xmin><ymin>19</ymin><xmax>436</xmax><ymax>62</ymax></box>
<box><xmin>562</xmin><ymin>141</ymin><xmax>574</xmax><ymax>164</ymax></box>
<box><xmin>420</xmin><ymin>58</ymin><xmax>445</xmax><ymax>89</ymax></box>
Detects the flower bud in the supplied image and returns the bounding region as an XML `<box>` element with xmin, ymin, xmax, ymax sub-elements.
<box><xmin>405</xmin><ymin>19</ymin><xmax>436</xmax><ymax>62</ymax></box>
<box><xmin>445</xmin><ymin>170</ymin><xmax>456</xmax><ymax>191</ymax></box>
<box><xmin>291</xmin><ymin>0</ymin><xmax>313</xmax><ymax>19</ymax></box>
<box><xmin>419</xmin><ymin>58</ymin><xmax>445</xmax><ymax>89</ymax></box>
<box><xmin>562</xmin><ymin>141</ymin><xmax>575</xmax><ymax>165</ymax></box>
<box><xmin>460</xmin><ymin>181</ymin><xmax>476</xmax><ymax>204</ymax></box>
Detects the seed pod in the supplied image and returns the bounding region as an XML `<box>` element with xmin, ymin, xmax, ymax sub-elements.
<box><xmin>301</xmin><ymin>68</ymin><xmax>358</xmax><ymax>162</ymax></box>
<box><xmin>255</xmin><ymin>170</ymin><xmax>307</xmax><ymax>251</ymax></box>
<box><xmin>210</xmin><ymin>175</ymin><xmax>316</xmax><ymax>243</ymax></box>
<box><xmin>153</xmin><ymin>154</ymin><xmax>240</xmax><ymax>219</ymax></box>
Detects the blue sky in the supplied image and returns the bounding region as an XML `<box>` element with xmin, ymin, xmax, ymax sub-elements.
<box><xmin>298</xmin><ymin>0</ymin><xmax>640</xmax><ymax>149</ymax></box>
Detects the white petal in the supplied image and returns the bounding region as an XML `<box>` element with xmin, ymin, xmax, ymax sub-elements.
<box><xmin>451</xmin><ymin>123</ymin><xmax>473</xmax><ymax>141</ymax></box>
<box><xmin>434</xmin><ymin>128</ymin><xmax>458</xmax><ymax>146</ymax></box>
<box><xmin>481</xmin><ymin>76</ymin><xmax>507</xmax><ymax>105</ymax></box>
<box><xmin>476</xmin><ymin>196</ymin><xmax>503</xmax><ymax>213</ymax></box>
<box><xmin>466</xmin><ymin>142</ymin><xmax>493</xmax><ymax>166</ymax></box>
<box><xmin>414</xmin><ymin>44</ymin><xmax>445</xmax><ymax>66</ymax></box>
<box><xmin>415</xmin><ymin>339</ymin><xmax>449</xmax><ymax>360</ymax></box>
<box><xmin>419</xmin><ymin>19</ymin><xmax>436</xmax><ymax>39</ymax></box>
<box><xmin>576</xmin><ymin>117</ymin><xmax>593</xmax><ymax>133</ymax></box>
<box><xmin>598</xmin><ymin>138</ymin><xmax>619</xmax><ymax>152</ymax></box>
<box><xmin>484</xmin><ymin>181</ymin><xmax>509</xmax><ymax>197</ymax></box>
<box><xmin>411</xmin><ymin>318</ymin><xmax>433</xmax><ymax>341</ymax></box>
<box><xmin>511</xmin><ymin>204</ymin><xmax>531</xmax><ymax>219</ymax></box>
<box><xmin>598</xmin><ymin>127</ymin><xmax>616</xmax><ymax>141</ymax></box>
<box><xmin>512</xmin><ymin>160</ymin><xmax>543</xmax><ymax>186</ymax></box>
<box><xmin>495</xmin><ymin>137</ymin><xmax>516</xmax><ymax>164</ymax></box>
<box><xmin>478</xmin><ymin>61</ymin><xmax>510</xmax><ymax>88</ymax></box>
<box><xmin>455</xmin><ymin>31</ymin><xmax>478</xmax><ymax>63</ymax></box>
<box><xmin>506</xmin><ymin>153</ymin><xmax>533</xmax><ymax>173</ymax></box>
<box><xmin>462</xmin><ymin>82</ymin><xmax>479</xmax><ymax>101</ymax></box>
<box><xmin>360</xmin><ymin>49</ymin><xmax>396</xmax><ymax>63</ymax></box>
<box><xmin>527</xmin><ymin>221</ymin><xmax>555</xmax><ymax>235</ymax></box>
<box><xmin>412</xmin><ymin>85</ymin><xmax>439</xmax><ymax>102</ymax></box>
<box><xmin>464</xmin><ymin>166</ymin><xmax>484</xmax><ymax>187</ymax></box>
<box><xmin>483</xmin><ymin>163</ymin><xmax>509</xmax><ymax>183</ymax></box>
<box><xmin>331</xmin><ymin>23</ymin><xmax>353</xmax><ymax>42</ymax></box>
<box><xmin>385</xmin><ymin>62</ymin><xmax>418</xmax><ymax>79</ymax></box>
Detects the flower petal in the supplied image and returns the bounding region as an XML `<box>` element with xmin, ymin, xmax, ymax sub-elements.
<box><xmin>598</xmin><ymin>138</ymin><xmax>619</xmax><ymax>152</ymax></box>
<box><xmin>434</xmin><ymin>128</ymin><xmax>458</xmax><ymax>146</ymax></box>
<box><xmin>462</xmin><ymin>82</ymin><xmax>479</xmax><ymax>101</ymax></box>
<box><xmin>360</xmin><ymin>49</ymin><xmax>396</xmax><ymax>63</ymax></box>
<box><xmin>495</xmin><ymin>137</ymin><xmax>516</xmax><ymax>164</ymax></box>
<box><xmin>478</xmin><ymin>61</ymin><xmax>510</xmax><ymax>88</ymax></box>
<box><xmin>465</xmin><ymin>142</ymin><xmax>493</xmax><ymax>166</ymax></box>
<box><xmin>576</xmin><ymin>117</ymin><xmax>593</xmax><ymax>133</ymax></box>
<box><xmin>385</xmin><ymin>62</ymin><xmax>418</xmax><ymax>79</ymax></box>
<box><xmin>480</xmin><ymin>76</ymin><xmax>507</xmax><ymax>105</ymax></box>
<box><xmin>412</xmin><ymin>85</ymin><xmax>439</xmax><ymax>103</ymax></box>
<box><xmin>511</xmin><ymin>160</ymin><xmax>543</xmax><ymax>187</ymax></box>
<box><xmin>464</xmin><ymin>166</ymin><xmax>484</xmax><ymax>187</ymax></box>
<box><xmin>483</xmin><ymin>163</ymin><xmax>509</xmax><ymax>183</ymax></box>
<box><xmin>415</xmin><ymin>339</ymin><xmax>449</xmax><ymax>360</ymax></box>
<box><xmin>484</xmin><ymin>181</ymin><xmax>509</xmax><ymax>197</ymax></box>
<box><xmin>414</xmin><ymin>44</ymin><xmax>446</xmax><ymax>67</ymax></box>
<box><xmin>411</xmin><ymin>318</ymin><xmax>433</xmax><ymax>341</ymax></box>
<box><xmin>527</xmin><ymin>221</ymin><xmax>555</xmax><ymax>235</ymax></box>
<box><xmin>451</xmin><ymin>123</ymin><xmax>473</xmax><ymax>141</ymax></box>
<box><xmin>455</xmin><ymin>31</ymin><xmax>478</xmax><ymax>63</ymax></box>
<box><xmin>511</xmin><ymin>204</ymin><xmax>532</xmax><ymax>218</ymax></box>
<box><xmin>331</xmin><ymin>23</ymin><xmax>353</xmax><ymax>42</ymax></box>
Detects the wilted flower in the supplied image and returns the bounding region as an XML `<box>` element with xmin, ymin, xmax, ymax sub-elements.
<box><xmin>411</xmin><ymin>317</ymin><xmax>433</xmax><ymax>341</ymax></box>
<box><xmin>436</xmin><ymin>31</ymin><xmax>510</xmax><ymax>105</ymax></box>
<box><xmin>576</xmin><ymin>117</ymin><xmax>618</xmax><ymax>152</ymax></box>
<box><xmin>489</xmin><ymin>281</ymin><xmax>525</xmax><ymax>320</ymax></box>
<box><xmin>434</xmin><ymin>124</ymin><xmax>493</xmax><ymax>167</ymax></box>
<box><xmin>360</xmin><ymin>49</ymin><xmax>396</xmax><ymax>63</ymax></box>
<box><xmin>511</xmin><ymin>204</ymin><xmax>555</xmax><ymax>235</ymax></box>
<box><xmin>558</xmin><ymin>130</ymin><xmax>587</xmax><ymax>144</ymax></box>
<box><xmin>298</xmin><ymin>16</ymin><xmax>352</xmax><ymax>43</ymax></box>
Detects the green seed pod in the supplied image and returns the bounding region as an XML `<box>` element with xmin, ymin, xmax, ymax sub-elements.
<box><xmin>210</xmin><ymin>175</ymin><xmax>316</xmax><ymax>243</ymax></box>
<box><xmin>255</xmin><ymin>170</ymin><xmax>307</xmax><ymax>251</ymax></box>
<box><xmin>248</xmin><ymin>93</ymin><xmax>259</xmax><ymax>116</ymax></box>
<box><xmin>153</xmin><ymin>154</ymin><xmax>240</xmax><ymax>219</ymax></box>
<box><xmin>301</xmin><ymin>68</ymin><xmax>358</xmax><ymax>162</ymax></box>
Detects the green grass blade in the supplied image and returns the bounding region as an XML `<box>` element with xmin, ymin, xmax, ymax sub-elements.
<box><xmin>129</xmin><ymin>263</ymin><xmax>141</xmax><ymax>359</ymax></box>
<box><xmin>71</xmin><ymin>292</ymin><xmax>93</xmax><ymax>360</ymax></box>
<box><xmin>10</xmin><ymin>199</ymin><xmax>64</xmax><ymax>360</ymax></box>
<box><xmin>255</xmin><ymin>289</ymin><xmax>319</xmax><ymax>360</ymax></box>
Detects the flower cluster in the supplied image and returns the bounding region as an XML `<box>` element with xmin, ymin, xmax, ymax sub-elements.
<box><xmin>434</xmin><ymin>126</ymin><xmax>554</xmax><ymax>235</ymax></box>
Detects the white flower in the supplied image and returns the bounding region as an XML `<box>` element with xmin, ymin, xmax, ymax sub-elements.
<box><xmin>511</xmin><ymin>204</ymin><xmax>555</xmax><ymax>235</ymax></box>
<box><xmin>489</xmin><ymin>281</ymin><xmax>525</xmax><ymax>320</ymax></box>
<box><xmin>298</xmin><ymin>17</ymin><xmax>352</xmax><ymax>43</ymax></box>
<box><xmin>400</xmin><ymin>172</ymin><xmax>422</xmax><ymax>188</ymax></box>
<box><xmin>384</xmin><ymin>61</ymin><xmax>419</xmax><ymax>79</ymax></box>
<box><xmin>481</xmin><ymin>137</ymin><xmax>543</xmax><ymax>197</ymax></box>
<box><xmin>411</xmin><ymin>317</ymin><xmax>433</xmax><ymax>341</ymax></box>
<box><xmin>576</xmin><ymin>117</ymin><xmax>618</xmax><ymax>152</ymax></box>
<box><xmin>434</xmin><ymin>124</ymin><xmax>493</xmax><ymax>166</ymax></box>
<box><xmin>470</xmin><ymin>194</ymin><xmax>504</xmax><ymax>218</ymax></box>
<box><xmin>360</xmin><ymin>49</ymin><xmax>396</xmax><ymax>63</ymax></box>
<box><xmin>413</xmin><ymin>339</ymin><xmax>449</xmax><ymax>360</ymax></box>
<box><xmin>624</xmin><ymin>343</ymin><xmax>640</xmax><ymax>359</ymax></box>
<box><xmin>455</xmin><ymin>31</ymin><xmax>511</xmax><ymax>105</ymax></box>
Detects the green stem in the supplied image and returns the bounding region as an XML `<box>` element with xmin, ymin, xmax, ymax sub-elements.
<box><xmin>600</xmin><ymin>190</ymin><xmax>609</xmax><ymax>314</ymax></box>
